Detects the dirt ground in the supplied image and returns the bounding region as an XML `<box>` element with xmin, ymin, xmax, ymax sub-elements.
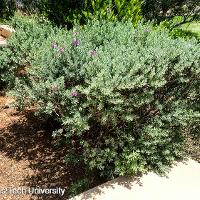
<box><xmin>0</xmin><ymin>93</ymin><xmax>85</xmax><ymax>200</ymax></box>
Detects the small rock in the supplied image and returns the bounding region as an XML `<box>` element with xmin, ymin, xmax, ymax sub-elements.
<box><xmin>0</xmin><ymin>25</ymin><xmax>15</xmax><ymax>38</ymax></box>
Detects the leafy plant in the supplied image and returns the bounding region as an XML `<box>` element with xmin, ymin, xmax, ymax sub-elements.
<box><xmin>68</xmin><ymin>178</ymin><xmax>90</xmax><ymax>197</ymax></box>
<box><xmin>11</xmin><ymin>20</ymin><xmax>200</xmax><ymax>178</ymax></box>
<box><xmin>160</xmin><ymin>20</ymin><xmax>200</xmax><ymax>40</ymax></box>
<box><xmin>0</xmin><ymin>0</ymin><xmax>16</xmax><ymax>19</ymax></box>
<box><xmin>18</xmin><ymin>0</ymin><xmax>142</xmax><ymax>28</ymax></box>
<box><xmin>79</xmin><ymin>0</ymin><xmax>142</xmax><ymax>26</ymax></box>
<box><xmin>142</xmin><ymin>0</ymin><xmax>200</xmax><ymax>24</ymax></box>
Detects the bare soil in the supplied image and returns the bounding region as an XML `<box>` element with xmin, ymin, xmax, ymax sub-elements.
<box><xmin>0</xmin><ymin>94</ymin><xmax>85</xmax><ymax>200</ymax></box>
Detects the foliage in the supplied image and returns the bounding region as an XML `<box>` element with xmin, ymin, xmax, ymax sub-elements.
<box><xmin>18</xmin><ymin>0</ymin><xmax>142</xmax><ymax>28</ymax></box>
<box><xmin>160</xmin><ymin>20</ymin><xmax>200</xmax><ymax>40</ymax></box>
<box><xmin>0</xmin><ymin>0</ymin><xmax>16</xmax><ymax>19</ymax></box>
<box><xmin>181</xmin><ymin>22</ymin><xmax>200</xmax><ymax>38</ymax></box>
<box><xmin>10</xmin><ymin>20</ymin><xmax>200</xmax><ymax>178</ymax></box>
<box><xmin>169</xmin><ymin>28</ymin><xmax>200</xmax><ymax>40</ymax></box>
<box><xmin>142</xmin><ymin>0</ymin><xmax>200</xmax><ymax>25</ymax></box>
<box><xmin>80</xmin><ymin>0</ymin><xmax>142</xmax><ymax>26</ymax></box>
<box><xmin>0</xmin><ymin>13</ymin><xmax>65</xmax><ymax>89</ymax></box>
<box><xmin>68</xmin><ymin>178</ymin><xmax>90</xmax><ymax>197</ymax></box>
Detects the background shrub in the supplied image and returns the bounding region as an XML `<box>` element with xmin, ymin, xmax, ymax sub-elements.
<box><xmin>159</xmin><ymin>19</ymin><xmax>200</xmax><ymax>40</ymax></box>
<box><xmin>11</xmin><ymin>20</ymin><xmax>200</xmax><ymax>178</ymax></box>
<box><xmin>142</xmin><ymin>0</ymin><xmax>200</xmax><ymax>23</ymax></box>
<box><xmin>18</xmin><ymin>0</ymin><xmax>142</xmax><ymax>28</ymax></box>
<box><xmin>0</xmin><ymin>0</ymin><xmax>16</xmax><ymax>19</ymax></box>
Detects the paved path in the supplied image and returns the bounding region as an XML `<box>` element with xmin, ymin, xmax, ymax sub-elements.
<box><xmin>70</xmin><ymin>159</ymin><xmax>200</xmax><ymax>200</ymax></box>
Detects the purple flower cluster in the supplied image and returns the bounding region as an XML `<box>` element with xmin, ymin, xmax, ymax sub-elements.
<box><xmin>51</xmin><ymin>42</ymin><xmax>65</xmax><ymax>54</ymax></box>
<box><xmin>90</xmin><ymin>49</ymin><xmax>97</xmax><ymax>56</ymax></box>
<box><xmin>51</xmin><ymin>42</ymin><xmax>57</xmax><ymax>49</ymax></box>
<box><xmin>59</xmin><ymin>47</ymin><xmax>65</xmax><ymax>53</ymax></box>
<box><xmin>51</xmin><ymin>38</ymin><xmax>81</xmax><ymax>53</ymax></box>
<box><xmin>71</xmin><ymin>90</ymin><xmax>78</xmax><ymax>97</ymax></box>
<box><xmin>72</xmin><ymin>39</ymin><xmax>80</xmax><ymax>47</ymax></box>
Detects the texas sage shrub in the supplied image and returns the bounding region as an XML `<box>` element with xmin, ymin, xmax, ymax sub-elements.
<box><xmin>12</xmin><ymin>20</ymin><xmax>200</xmax><ymax>178</ymax></box>
<box><xmin>0</xmin><ymin>13</ymin><xmax>66</xmax><ymax>89</ymax></box>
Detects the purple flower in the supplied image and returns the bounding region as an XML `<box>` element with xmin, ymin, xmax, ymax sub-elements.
<box><xmin>91</xmin><ymin>49</ymin><xmax>97</xmax><ymax>56</ymax></box>
<box><xmin>71</xmin><ymin>90</ymin><xmax>78</xmax><ymax>97</ymax></box>
<box><xmin>72</xmin><ymin>39</ymin><xmax>80</xmax><ymax>47</ymax></box>
<box><xmin>59</xmin><ymin>47</ymin><xmax>65</xmax><ymax>53</ymax></box>
<box><xmin>51</xmin><ymin>42</ymin><xmax>57</xmax><ymax>49</ymax></box>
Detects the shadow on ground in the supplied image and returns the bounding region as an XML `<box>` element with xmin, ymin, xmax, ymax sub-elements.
<box><xmin>0</xmin><ymin>107</ymin><xmax>85</xmax><ymax>200</ymax></box>
<box><xmin>74</xmin><ymin>175</ymin><xmax>143</xmax><ymax>200</ymax></box>
<box><xmin>0</xmin><ymin>96</ymin><xmax>144</xmax><ymax>200</ymax></box>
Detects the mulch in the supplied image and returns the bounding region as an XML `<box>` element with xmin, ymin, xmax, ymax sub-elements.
<box><xmin>0</xmin><ymin>94</ymin><xmax>85</xmax><ymax>200</ymax></box>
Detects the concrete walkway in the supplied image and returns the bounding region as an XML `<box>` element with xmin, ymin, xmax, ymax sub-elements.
<box><xmin>70</xmin><ymin>159</ymin><xmax>200</xmax><ymax>200</ymax></box>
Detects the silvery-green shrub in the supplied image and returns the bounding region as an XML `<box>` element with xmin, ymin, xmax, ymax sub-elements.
<box><xmin>12</xmin><ymin>20</ymin><xmax>200</xmax><ymax>177</ymax></box>
<box><xmin>0</xmin><ymin>13</ymin><xmax>65</xmax><ymax>89</ymax></box>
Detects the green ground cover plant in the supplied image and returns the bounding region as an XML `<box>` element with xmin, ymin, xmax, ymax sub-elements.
<box><xmin>10</xmin><ymin>19</ymin><xmax>200</xmax><ymax>178</ymax></box>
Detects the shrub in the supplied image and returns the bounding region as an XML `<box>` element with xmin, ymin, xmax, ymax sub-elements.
<box><xmin>142</xmin><ymin>0</ymin><xmax>200</xmax><ymax>23</ymax></box>
<box><xmin>169</xmin><ymin>28</ymin><xmax>200</xmax><ymax>40</ymax></box>
<box><xmin>19</xmin><ymin>0</ymin><xmax>142</xmax><ymax>28</ymax></box>
<box><xmin>159</xmin><ymin>19</ymin><xmax>200</xmax><ymax>40</ymax></box>
<box><xmin>0</xmin><ymin>0</ymin><xmax>16</xmax><ymax>19</ymax></box>
<box><xmin>68</xmin><ymin>178</ymin><xmax>90</xmax><ymax>198</ymax></box>
<box><xmin>0</xmin><ymin>13</ymin><xmax>66</xmax><ymax>89</ymax></box>
<box><xmin>11</xmin><ymin>20</ymin><xmax>200</xmax><ymax>178</ymax></box>
<box><xmin>79</xmin><ymin>0</ymin><xmax>142</xmax><ymax>27</ymax></box>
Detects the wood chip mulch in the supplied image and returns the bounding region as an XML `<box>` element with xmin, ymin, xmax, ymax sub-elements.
<box><xmin>0</xmin><ymin>94</ymin><xmax>85</xmax><ymax>200</ymax></box>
